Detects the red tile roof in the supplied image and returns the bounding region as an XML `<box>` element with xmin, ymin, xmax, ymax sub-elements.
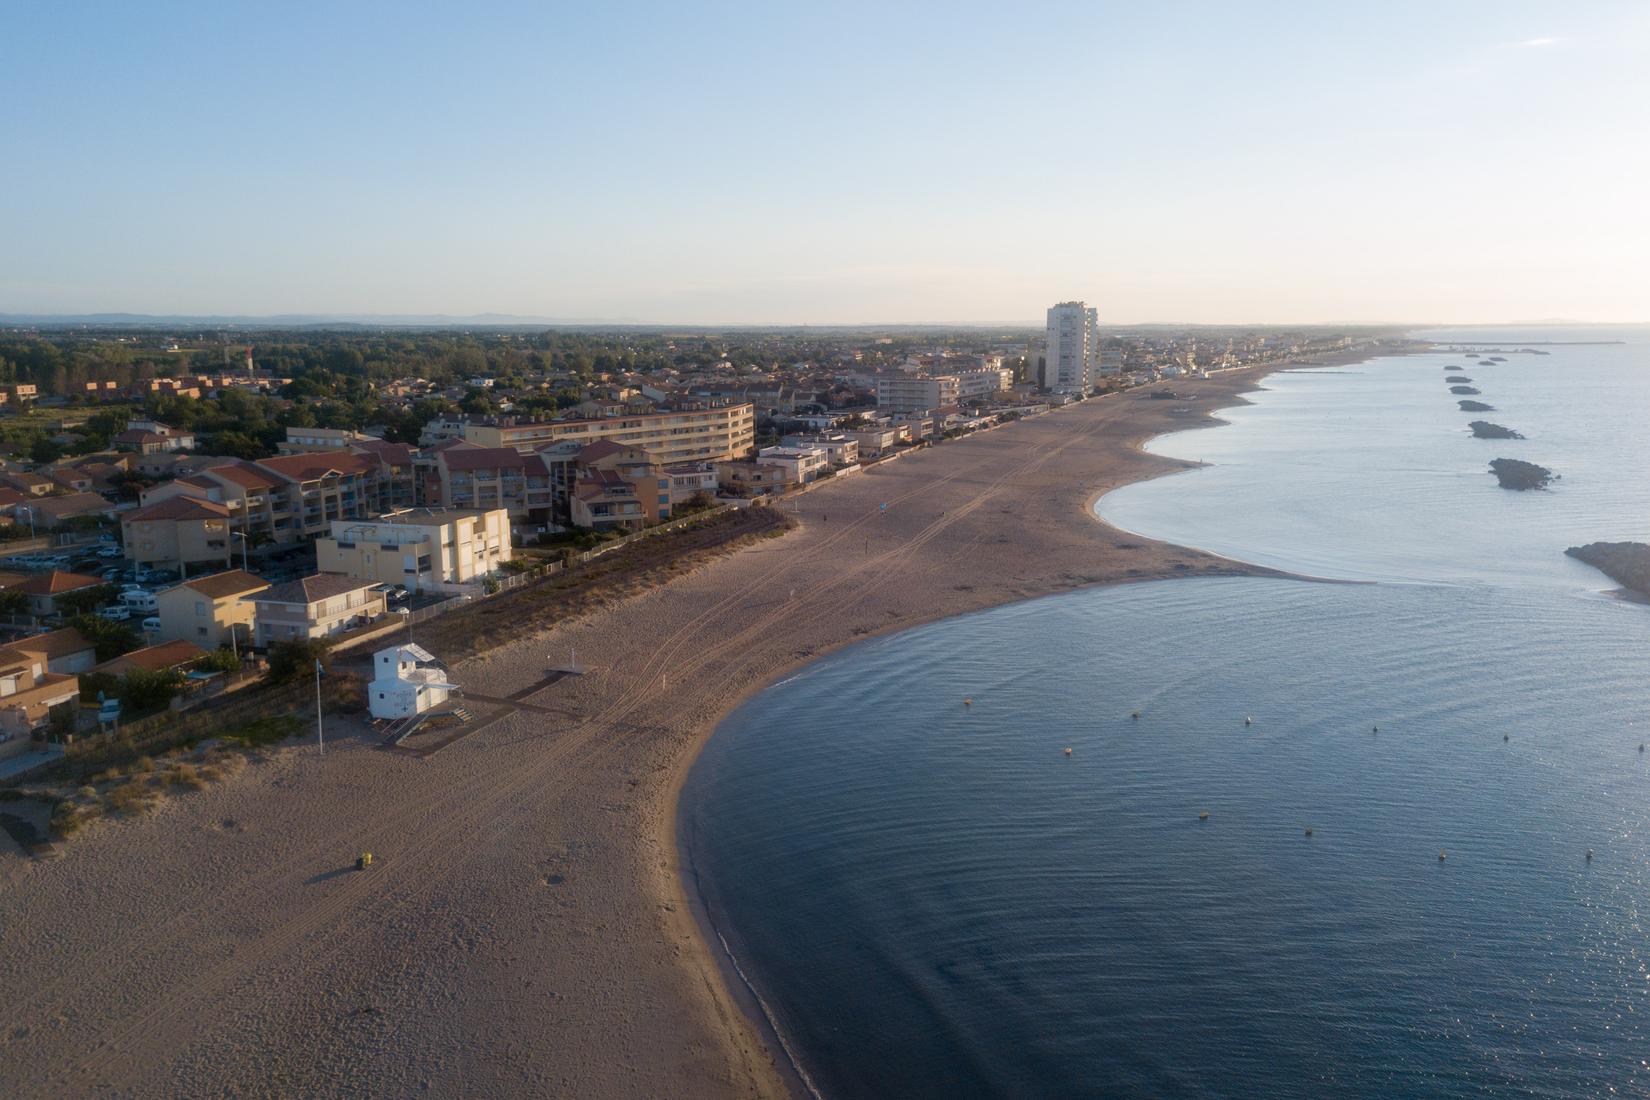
<box><xmin>125</xmin><ymin>496</ymin><xmax>231</xmax><ymax>523</ymax></box>
<box><xmin>439</xmin><ymin>446</ymin><xmax>527</xmax><ymax>472</ymax></box>
<box><xmin>179</xmin><ymin>569</ymin><xmax>269</xmax><ymax>600</ymax></box>
<box><xmin>255</xmin><ymin>450</ymin><xmax>379</xmax><ymax>481</ymax></box>
<box><xmin>15</xmin><ymin>570</ymin><xmax>104</xmax><ymax>595</ymax></box>
<box><xmin>94</xmin><ymin>640</ymin><xmax>208</xmax><ymax>676</ymax></box>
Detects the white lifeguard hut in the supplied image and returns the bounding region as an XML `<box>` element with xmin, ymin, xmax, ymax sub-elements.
<box><xmin>368</xmin><ymin>643</ymin><xmax>458</xmax><ymax>721</ymax></box>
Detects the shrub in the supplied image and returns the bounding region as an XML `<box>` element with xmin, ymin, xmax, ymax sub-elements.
<box><xmin>198</xmin><ymin>647</ymin><xmax>242</xmax><ymax>674</ymax></box>
<box><xmin>267</xmin><ymin>638</ymin><xmax>332</xmax><ymax>684</ymax></box>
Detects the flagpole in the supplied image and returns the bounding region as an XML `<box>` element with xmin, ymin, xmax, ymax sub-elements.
<box><xmin>315</xmin><ymin>657</ymin><xmax>325</xmax><ymax>757</ymax></box>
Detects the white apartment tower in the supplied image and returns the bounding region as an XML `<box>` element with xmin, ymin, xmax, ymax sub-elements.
<box><xmin>1044</xmin><ymin>301</ymin><xmax>1099</xmax><ymax>393</ymax></box>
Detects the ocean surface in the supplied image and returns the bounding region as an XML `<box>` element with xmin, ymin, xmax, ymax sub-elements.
<box><xmin>682</xmin><ymin>326</ymin><xmax>1650</xmax><ymax>1099</ymax></box>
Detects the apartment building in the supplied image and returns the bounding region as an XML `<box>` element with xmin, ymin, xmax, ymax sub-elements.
<box><xmin>315</xmin><ymin>507</ymin><xmax>511</xmax><ymax>592</ymax></box>
<box><xmin>875</xmin><ymin>374</ymin><xmax>961</xmax><ymax>413</ymax></box>
<box><xmin>417</xmin><ymin>444</ymin><xmax>556</xmax><ymax>524</ymax></box>
<box><xmin>251</xmin><ymin>574</ymin><xmax>387</xmax><ymax>646</ymax></box>
<box><xmin>756</xmin><ymin>445</ymin><xmax>830</xmax><ymax>484</ymax></box>
<box><xmin>780</xmin><ymin>433</ymin><xmax>859</xmax><ymax>466</ymax></box>
<box><xmin>278</xmin><ymin>426</ymin><xmax>379</xmax><ymax>453</ymax></box>
<box><xmin>1044</xmin><ymin>301</ymin><xmax>1100</xmax><ymax>393</ymax></box>
<box><xmin>461</xmin><ymin>403</ymin><xmax>756</xmax><ymax>466</ymax></box>
<box><xmin>113</xmin><ymin>419</ymin><xmax>195</xmax><ymax>454</ymax></box>
<box><xmin>955</xmin><ymin>368</ymin><xmax>1013</xmax><ymax>400</ymax></box>
<box><xmin>569</xmin><ymin>442</ymin><xmax>671</xmax><ymax>530</ymax></box>
<box><xmin>123</xmin><ymin>496</ymin><xmax>234</xmax><ymax>571</ymax></box>
<box><xmin>138</xmin><ymin>449</ymin><xmax>412</xmax><ymax>550</ymax></box>
<box><xmin>155</xmin><ymin>569</ymin><xmax>269</xmax><ymax>649</ymax></box>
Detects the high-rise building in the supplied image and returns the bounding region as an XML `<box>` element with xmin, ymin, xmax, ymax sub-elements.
<box><xmin>1044</xmin><ymin>301</ymin><xmax>1099</xmax><ymax>393</ymax></box>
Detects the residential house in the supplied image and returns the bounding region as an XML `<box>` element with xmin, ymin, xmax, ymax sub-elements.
<box><xmin>33</xmin><ymin>492</ymin><xmax>118</xmax><ymax>528</ymax></box>
<box><xmin>113</xmin><ymin>419</ymin><xmax>196</xmax><ymax>454</ymax></box>
<box><xmin>13</xmin><ymin>571</ymin><xmax>104</xmax><ymax>619</ymax></box>
<box><xmin>715</xmin><ymin>460</ymin><xmax>795</xmax><ymax>497</ymax></box>
<box><xmin>23</xmin><ymin>627</ymin><xmax>98</xmax><ymax>674</ymax></box>
<box><xmin>92</xmin><ymin>639</ymin><xmax>208</xmax><ymax>678</ymax></box>
<box><xmin>756</xmin><ymin>445</ymin><xmax>829</xmax><ymax>485</ymax></box>
<box><xmin>155</xmin><ymin>570</ymin><xmax>269</xmax><ymax>649</ymax></box>
<box><xmin>251</xmin><ymin>574</ymin><xmax>387</xmax><ymax>647</ymax></box>
<box><xmin>0</xmin><ymin>638</ymin><xmax>81</xmax><ymax>760</ymax></box>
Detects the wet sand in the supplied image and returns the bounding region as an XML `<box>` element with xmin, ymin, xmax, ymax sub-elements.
<box><xmin>0</xmin><ymin>355</ymin><xmax>1376</xmax><ymax>1098</ymax></box>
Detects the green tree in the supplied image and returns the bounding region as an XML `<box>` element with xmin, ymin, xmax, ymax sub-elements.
<box><xmin>118</xmin><ymin>667</ymin><xmax>183</xmax><ymax>711</ymax></box>
<box><xmin>69</xmin><ymin>613</ymin><xmax>142</xmax><ymax>660</ymax></box>
<box><xmin>57</xmin><ymin>583</ymin><xmax>117</xmax><ymax>617</ymax></box>
<box><xmin>267</xmin><ymin>638</ymin><xmax>332</xmax><ymax>684</ymax></box>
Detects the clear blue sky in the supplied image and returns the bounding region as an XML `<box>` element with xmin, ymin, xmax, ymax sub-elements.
<box><xmin>4</xmin><ymin>1</ymin><xmax>1647</xmax><ymax>324</ymax></box>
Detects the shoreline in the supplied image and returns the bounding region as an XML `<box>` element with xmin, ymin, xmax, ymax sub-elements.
<box><xmin>0</xmin><ymin>347</ymin><xmax>1400</xmax><ymax>1098</ymax></box>
<box><xmin>667</xmin><ymin>349</ymin><xmax>1395</xmax><ymax>1097</ymax></box>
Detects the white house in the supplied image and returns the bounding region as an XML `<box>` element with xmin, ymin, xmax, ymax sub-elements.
<box><xmin>368</xmin><ymin>642</ymin><xmax>457</xmax><ymax>721</ymax></box>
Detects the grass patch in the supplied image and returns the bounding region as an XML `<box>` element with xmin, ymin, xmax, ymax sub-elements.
<box><xmin>220</xmin><ymin>715</ymin><xmax>303</xmax><ymax>748</ymax></box>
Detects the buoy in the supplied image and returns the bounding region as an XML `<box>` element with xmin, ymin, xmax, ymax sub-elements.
<box><xmin>1503</xmin><ymin>733</ymin><xmax>1509</xmax><ymax>742</ymax></box>
<box><xmin>1063</xmin><ymin>747</ymin><xmax>1073</xmax><ymax>756</ymax></box>
<box><xmin>1198</xmin><ymin>811</ymin><xmax>1210</xmax><ymax>821</ymax></box>
<box><xmin>963</xmin><ymin>698</ymin><xmax>972</xmax><ymax>707</ymax></box>
<box><xmin>1586</xmin><ymin>849</ymin><xmax>1594</xmax><ymax>862</ymax></box>
<box><xmin>1131</xmin><ymin>711</ymin><xmax>1140</xmax><ymax>720</ymax></box>
<box><xmin>1372</xmin><ymin>725</ymin><xmax>1379</xmax><ymax>733</ymax></box>
<box><xmin>1438</xmin><ymin>850</ymin><xmax>1447</xmax><ymax>862</ymax></box>
<box><xmin>1304</xmin><ymin>827</ymin><xmax>1313</xmax><ymax>837</ymax></box>
<box><xmin>1245</xmin><ymin>716</ymin><xmax>1253</xmax><ymax>726</ymax></box>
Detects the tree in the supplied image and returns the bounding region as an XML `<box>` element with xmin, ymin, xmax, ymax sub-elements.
<box><xmin>29</xmin><ymin>437</ymin><xmax>62</xmax><ymax>465</ymax></box>
<box><xmin>267</xmin><ymin>638</ymin><xmax>332</xmax><ymax>685</ymax></box>
<box><xmin>199</xmin><ymin>646</ymin><xmax>242</xmax><ymax>674</ymax></box>
<box><xmin>69</xmin><ymin>613</ymin><xmax>142</xmax><ymax>661</ymax></box>
<box><xmin>57</xmin><ymin>584</ymin><xmax>117</xmax><ymax>618</ymax></box>
<box><xmin>118</xmin><ymin>667</ymin><xmax>184</xmax><ymax>711</ymax></box>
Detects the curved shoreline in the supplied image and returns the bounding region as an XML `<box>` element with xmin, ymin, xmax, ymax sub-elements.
<box><xmin>0</xmin><ymin>349</ymin><xmax>1403</xmax><ymax>1098</ymax></box>
<box><xmin>668</xmin><ymin>351</ymin><xmax>1397</xmax><ymax>1097</ymax></box>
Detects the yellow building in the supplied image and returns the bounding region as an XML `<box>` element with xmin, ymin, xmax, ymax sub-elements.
<box><xmin>463</xmin><ymin>403</ymin><xmax>755</xmax><ymax>465</ymax></box>
<box><xmin>154</xmin><ymin>570</ymin><xmax>269</xmax><ymax>649</ymax></box>
<box><xmin>314</xmin><ymin>508</ymin><xmax>510</xmax><ymax>593</ymax></box>
<box><xmin>122</xmin><ymin>496</ymin><xmax>234</xmax><ymax>571</ymax></box>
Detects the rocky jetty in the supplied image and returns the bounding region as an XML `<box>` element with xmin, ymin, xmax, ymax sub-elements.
<box><xmin>1468</xmin><ymin>421</ymin><xmax>1523</xmax><ymax>439</ymax></box>
<box><xmin>1445</xmin><ymin>375</ymin><xmax>1473</xmax><ymax>383</ymax></box>
<box><xmin>1489</xmin><ymin>458</ymin><xmax>1555</xmax><ymax>490</ymax></box>
<box><xmin>1566</xmin><ymin>541</ymin><xmax>1650</xmax><ymax>599</ymax></box>
<box><xmin>1450</xmin><ymin>385</ymin><xmax>1481</xmax><ymax>395</ymax></box>
<box><xmin>1458</xmin><ymin>399</ymin><xmax>1494</xmax><ymax>412</ymax></box>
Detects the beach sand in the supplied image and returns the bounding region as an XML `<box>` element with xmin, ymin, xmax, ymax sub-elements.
<box><xmin>0</xmin><ymin>356</ymin><xmax>1375</xmax><ymax>1098</ymax></box>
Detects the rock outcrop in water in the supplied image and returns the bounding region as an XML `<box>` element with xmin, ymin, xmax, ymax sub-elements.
<box><xmin>1468</xmin><ymin>421</ymin><xmax>1524</xmax><ymax>439</ymax></box>
<box><xmin>1458</xmin><ymin>399</ymin><xmax>1494</xmax><ymax>412</ymax></box>
<box><xmin>1489</xmin><ymin>458</ymin><xmax>1554</xmax><ymax>490</ymax></box>
<box><xmin>1445</xmin><ymin>375</ymin><xmax>1473</xmax><ymax>383</ymax></box>
<box><xmin>1566</xmin><ymin>542</ymin><xmax>1650</xmax><ymax>599</ymax></box>
<box><xmin>1451</xmin><ymin>385</ymin><xmax>1482</xmax><ymax>395</ymax></box>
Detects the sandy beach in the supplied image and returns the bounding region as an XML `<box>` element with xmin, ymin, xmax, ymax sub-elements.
<box><xmin>0</xmin><ymin>357</ymin><xmax>1373</xmax><ymax>1098</ymax></box>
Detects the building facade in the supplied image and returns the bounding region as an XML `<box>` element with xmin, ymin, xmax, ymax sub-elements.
<box><xmin>875</xmin><ymin>374</ymin><xmax>961</xmax><ymax>413</ymax></box>
<box><xmin>1044</xmin><ymin>301</ymin><xmax>1100</xmax><ymax>393</ymax></box>
<box><xmin>315</xmin><ymin>508</ymin><xmax>511</xmax><ymax>592</ymax></box>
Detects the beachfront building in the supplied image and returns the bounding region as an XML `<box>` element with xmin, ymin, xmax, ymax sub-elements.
<box><xmin>781</xmin><ymin>433</ymin><xmax>859</xmax><ymax>467</ymax></box>
<box><xmin>756</xmin><ymin>445</ymin><xmax>830</xmax><ymax>485</ymax></box>
<box><xmin>154</xmin><ymin>569</ymin><xmax>268</xmax><ymax>649</ymax></box>
<box><xmin>314</xmin><ymin>507</ymin><xmax>511</xmax><ymax>593</ymax></box>
<box><xmin>955</xmin><ymin>368</ymin><xmax>1014</xmax><ymax>401</ymax></box>
<box><xmin>460</xmin><ymin>403</ymin><xmax>756</xmax><ymax>465</ymax></box>
<box><xmin>415</xmin><ymin>444</ymin><xmax>557</xmax><ymax>525</ymax></box>
<box><xmin>251</xmin><ymin>574</ymin><xmax>387</xmax><ymax>647</ymax></box>
<box><xmin>368</xmin><ymin>643</ymin><xmax>456</xmax><ymax>721</ymax></box>
<box><xmin>1044</xmin><ymin>301</ymin><xmax>1100</xmax><ymax>394</ymax></box>
<box><xmin>875</xmin><ymin>374</ymin><xmax>961</xmax><ymax>413</ymax></box>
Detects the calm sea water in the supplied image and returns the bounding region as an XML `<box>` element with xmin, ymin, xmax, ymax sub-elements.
<box><xmin>683</xmin><ymin>326</ymin><xmax>1650</xmax><ymax>1099</ymax></box>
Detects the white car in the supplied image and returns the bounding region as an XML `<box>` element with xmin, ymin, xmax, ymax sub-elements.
<box><xmin>97</xmin><ymin>546</ymin><xmax>123</xmax><ymax>559</ymax></box>
<box><xmin>97</xmin><ymin>605</ymin><xmax>132</xmax><ymax>622</ymax></box>
<box><xmin>140</xmin><ymin>616</ymin><xmax>162</xmax><ymax>632</ymax></box>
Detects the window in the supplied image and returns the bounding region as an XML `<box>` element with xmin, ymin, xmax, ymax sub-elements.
<box><xmin>195</xmin><ymin>601</ymin><xmax>207</xmax><ymax>616</ymax></box>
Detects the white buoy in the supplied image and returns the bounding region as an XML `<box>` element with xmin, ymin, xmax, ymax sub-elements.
<box><xmin>1245</xmin><ymin>716</ymin><xmax>1253</xmax><ymax>726</ymax></box>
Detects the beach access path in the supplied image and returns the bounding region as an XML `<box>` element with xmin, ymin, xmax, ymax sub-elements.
<box><xmin>0</xmin><ymin>356</ymin><xmax>1371</xmax><ymax>1098</ymax></box>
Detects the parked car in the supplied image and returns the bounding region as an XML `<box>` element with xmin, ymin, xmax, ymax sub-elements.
<box><xmin>140</xmin><ymin>616</ymin><xmax>162</xmax><ymax>632</ymax></box>
<box><xmin>97</xmin><ymin>546</ymin><xmax>123</xmax><ymax>559</ymax></box>
<box><xmin>120</xmin><ymin>590</ymin><xmax>159</xmax><ymax>614</ymax></box>
<box><xmin>144</xmin><ymin>569</ymin><xmax>179</xmax><ymax>585</ymax></box>
<box><xmin>97</xmin><ymin>605</ymin><xmax>132</xmax><ymax>622</ymax></box>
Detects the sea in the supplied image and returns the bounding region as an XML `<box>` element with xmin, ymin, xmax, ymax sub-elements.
<box><xmin>681</xmin><ymin>326</ymin><xmax>1650</xmax><ymax>1099</ymax></box>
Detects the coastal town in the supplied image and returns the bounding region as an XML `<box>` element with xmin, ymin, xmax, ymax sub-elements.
<box><xmin>0</xmin><ymin>311</ymin><xmax>1381</xmax><ymax>778</ymax></box>
<box><xmin>0</xmin><ymin>308</ymin><xmax>1398</xmax><ymax>1096</ymax></box>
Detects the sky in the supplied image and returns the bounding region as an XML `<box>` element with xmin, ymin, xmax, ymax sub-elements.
<box><xmin>3</xmin><ymin>1</ymin><xmax>1648</xmax><ymax>325</ymax></box>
